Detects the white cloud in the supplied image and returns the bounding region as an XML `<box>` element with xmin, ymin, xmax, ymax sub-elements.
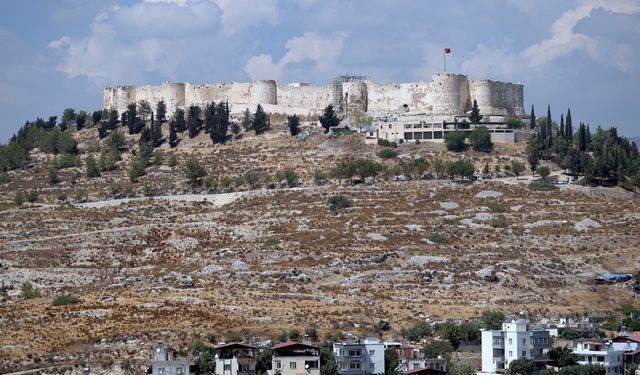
<box><xmin>521</xmin><ymin>0</ymin><xmax>640</xmax><ymax>70</ymax></box>
<box><xmin>244</xmin><ymin>31</ymin><xmax>346</xmax><ymax>82</ymax></box>
<box><xmin>215</xmin><ymin>0</ymin><xmax>280</xmax><ymax>34</ymax></box>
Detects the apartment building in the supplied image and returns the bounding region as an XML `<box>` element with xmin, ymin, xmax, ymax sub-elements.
<box><xmin>574</xmin><ymin>341</ymin><xmax>624</xmax><ymax>375</ymax></box>
<box><xmin>270</xmin><ymin>340</ymin><xmax>320</xmax><ymax>375</ymax></box>
<box><xmin>333</xmin><ymin>336</ymin><xmax>385</xmax><ymax>375</ymax></box>
<box><xmin>214</xmin><ymin>343</ymin><xmax>257</xmax><ymax>375</ymax></box>
<box><xmin>481</xmin><ymin>318</ymin><xmax>550</xmax><ymax>374</ymax></box>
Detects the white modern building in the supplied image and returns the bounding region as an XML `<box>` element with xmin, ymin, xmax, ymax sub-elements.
<box><xmin>150</xmin><ymin>343</ymin><xmax>196</xmax><ymax>375</ymax></box>
<box><xmin>481</xmin><ymin>318</ymin><xmax>550</xmax><ymax>374</ymax></box>
<box><xmin>214</xmin><ymin>343</ymin><xmax>257</xmax><ymax>375</ymax></box>
<box><xmin>334</xmin><ymin>336</ymin><xmax>385</xmax><ymax>375</ymax></box>
<box><xmin>270</xmin><ymin>340</ymin><xmax>320</xmax><ymax>375</ymax></box>
<box><xmin>573</xmin><ymin>341</ymin><xmax>624</xmax><ymax>375</ymax></box>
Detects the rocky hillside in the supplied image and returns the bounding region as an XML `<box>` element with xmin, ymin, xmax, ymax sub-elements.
<box><xmin>0</xmin><ymin>121</ymin><xmax>639</xmax><ymax>372</ymax></box>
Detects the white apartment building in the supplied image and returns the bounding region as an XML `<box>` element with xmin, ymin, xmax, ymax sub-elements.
<box><xmin>333</xmin><ymin>336</ymin><xmax>385</xmax><ymax>375</ymax></box>
<box><xmin>214</xmin><ymin>343</ymin><xmax>257</xmax><ymax>375</ymax></box>
<box><xmin>481</xmin><ymin>318</ymin><xmax>550</xmax><ymax>374</ymax></box>
<box><xmin>150</xmin><ymin>343</ymin><xmax>196</xmax><ymax>375</ymax></box>
<box><xmin>574</xmin><ymin>341</ymin><xmax>624</xmax><ymax>375</ymax></box>
<box><xmin>270</xmin><ymin>340</ymin><xmax>320</xmax><ymax>375</ymax></box>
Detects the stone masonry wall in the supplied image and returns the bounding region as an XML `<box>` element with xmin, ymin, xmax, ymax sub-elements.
<box><xmin>103</xmin><ymin>75</ymin><xmax>524</xmax><ymax>118</ymax></box>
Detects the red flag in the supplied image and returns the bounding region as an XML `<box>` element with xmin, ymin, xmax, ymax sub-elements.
<box><xmin>444</xmin><ymin>48</ymin><xmax>451</xmax><ymax>53</ymax></box>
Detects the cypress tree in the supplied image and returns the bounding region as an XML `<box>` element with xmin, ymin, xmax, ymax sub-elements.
<box><xmin>252</xmin><ymin>104</ymin><xmax>269</xmax><ymax>134</ymax></box>
<box><xmin>586</xmin><ymin>124</ymin><xmax>591</xmax><ymax>148</ymax></box>
<box><xmin>204</xmin><ymin>102</ymin><xmax>217</xmax><ymax>135</ymax></box>
<box><xmin>546</xmin><ymin>105</ymin><xmax>553</xmax><ymax>148</ymax></box>
<box><xmin>169</xmin><ymin>120</ymin><xmax>178</xmax><ymax>148</ymax></box>
<box><xmin>559</xmin><ymin>113</ymin><xmax>565</xmax><ymax>138</ymax></box>
<box><xmin>156</xmin><ymin>100</ymin><xmax>167</xmax><ymax>123</ymax></box>
<box><xmin>187</xmin><ymin>105</ymin><xmax>202</xmax><ymax>138</ymax></box>
<box><xmin>578</xmin><ymin>123</ymin><xmax>587</xmax><ymax>152</ymax></box>
<box><xmin>529</xmin><ymin>105</ymin><xmax>536</xmax><ymax>130</ymax></box>
<box><xmin>151</xmin><ymin>113</ymin><xmax>163</xmax><ymax>148</ymax></box>
<box><xmin>469</xmin><ymin>99</ymin><xmax>483</xmax><ymax>124</ymax></box>
<box><xmin>108</xmin><ymin>109</ymin><xmax>119</xmax><ymax>131</ymax></box>
<box><xmin>126</xmin><ymin>103</ymin><xmax>137</xmax><ymax>135</ymax></box>
<box><xmin>174</xmin><ymin>108</ymin><xmax>186</xmax><ymax>134</ymax></box>
<box><xmin>288</xmin><ymin>114</ymin><xmax>300</xmax><ymax>136</ymax></box>
<box><xmin>565</xmin><ymin>108</ymin><xmax>573</xmax><ymax>143</ymax></box>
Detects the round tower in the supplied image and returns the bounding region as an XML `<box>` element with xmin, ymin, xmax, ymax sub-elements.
<box><xmin>342</xmin><ymin>81</ymin><xmax>368</xmax><ymax>113</ymax></box>
<box><xmin>431</xmin><ymin>74</ymin><xmax>469</xmax><ymax>115</ymax></box>
<box><xmin>162</xmin><ymin>82</ymin><xmax>186</xmax><ymax>112</ymax></box>
<box><xmin>249</xmin><ymin>80</ymin><xmax>277</xmax><ymax>105</ymax></box>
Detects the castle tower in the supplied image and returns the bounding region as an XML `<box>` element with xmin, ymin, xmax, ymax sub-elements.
<box><xmin>431</xmin><ymin>74</ymin><xmax>469</xmax><ymax>115</ymax></box>
<box><xmin>342</xmin><ymin>81</ymin><xmax>368</xmax><ymax>113</ymax></box>
<box><xmin>249</xmin><ymin>80</ymin><xmax>277</xmax><ymax>105</ymax></box>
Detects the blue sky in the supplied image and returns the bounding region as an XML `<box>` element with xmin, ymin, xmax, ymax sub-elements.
<box><xmin>1</xmin><ymin>0</ymin><xmax>639</xmax><ymax>141</ymax></box>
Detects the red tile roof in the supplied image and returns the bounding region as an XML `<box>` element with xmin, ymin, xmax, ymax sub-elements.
<box><xmin>215</xmin><ymin>342</ymin><xmax>257</xmax><ymax>350</ymax></box>
<box><xmin>272</xmin><ymin>340</ymin><xmax>319</xmax><ymax>350</ymax></box>
<box><xmin>612</xmin><ymin>335</ymin><xmax>640</xmax><ymax>343</ymax></box>
<box><xmin>403</xmin><ymin>368</ymin><xmax>447</xmax><ymax>375</ymax></box>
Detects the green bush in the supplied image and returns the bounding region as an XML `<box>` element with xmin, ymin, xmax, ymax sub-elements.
<box><xmin>128</xmin><ymin>157</ymin><xmax>147</xmax><ymax>183</ymax></box>
<box><xmin>528</xmin><ymin>180</ymin><xmax>558</xmax><ymax>191</ymax></box>
<box><xmin>488</xmin><ymin>201</ymin><xmax>507</xmax><ymax>213</ymax></box>
<box><xmin>25</xmin><ymin>190</ymin><xmax>39</xmax><ymax>203</ymax></box>
<box><xmin>444</xmin><ymin>130</ymin><xmax>467</xmax><ymax>152</ymax></box>
<box><xmin>491</xmin><ymin>217</ymin><xmax>507</xmax><ymax>228</ymax></box>
<box><xmin>14</xmin><ymin>192</ymin><xmax>25</xmax><ymax>205</ymax></box>
<box><xmin>428</xmin><ymin>233</ymin><xmax>449</xmax><ymax>244</ymax></box>
<box><xmin>400</xmin><ymin>321</ymin><xmax>432</xmax><ymax>342</ymax></box>
<box><xmin>376</xmin><ymin>148</ymin><xmax>398</xmax><ymax>159</ymax></box>
<box><xmin>20</xmin><ymin>281</ymin><xmax>41</xmax><ymax>299</ymax></box>
<box><xmin>54</xmin><ymin>153</ymin><xmax>81</xmax><ymax>169</ymax></box>
<box><xmin>327</xmin><ymin>195</ymin><xmax>352</xmax><ymax>212</ymax></box>
<box><xmin>377</xmin><ymin>139</ymin><xmax>391</xmax><ymax>147</ymax></box>
<box><xmin>52</xmin><ymin>294</ymin><xmax>81</xmax><ymax>306</ymax></box>
<box><xmin>184</xmin><ymin>158</ymin><xmax>207</xmax><ymax>188</ymax></box>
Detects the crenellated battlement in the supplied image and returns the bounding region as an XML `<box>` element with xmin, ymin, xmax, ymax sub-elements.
<box><xmin>103</xmin><ymin>75</ymin><xmax>525</xmax><ymax>118</ymax></box>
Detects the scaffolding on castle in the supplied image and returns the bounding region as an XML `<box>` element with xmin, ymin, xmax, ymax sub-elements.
<box><xmin>331</xmin><ymin>74</ymin><xmax>367</xmax><ymax>111</ymax></box>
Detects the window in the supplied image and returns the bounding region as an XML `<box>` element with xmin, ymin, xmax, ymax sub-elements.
<box><xmin>158</xmin><ymin>369</ymin><xmax>165</xmax><ymax>375</ymax></box>
<box><xmin>413</xmin><ymin>132</ymin><xmax>423</xmax><ymax>140</ymax></box>
<box><xmin>388</xmin><ymin>124</ymin><xmax>392</xmax><ymax>129</ymax></box>
<box><xmin>350</xmin><ymin>362</ymin><xmax>361</xmax><ymax>369</ymax></box>
<box><xmin>305</xmin><ymin>361</ymin><xmax>319</xmax><ymax>369</ymax></box>
<box><xmin>224</xmin><ymin>364</ymin><xmax>232</xmax><ymax>371</ymax></box>
<box><xmin>523</xmin><ymin>338</ymin><xmax>526</xmax><ymax>344</ymax></box>
<box><xmin>597</xmin><ymin>356</ymin><xmax>605</xmax><ymax>362</ymax></box>
<box><xmin>177</xmin><ymin>367</ymin><xmax>184</xmax><ymax>375</ymax></box>
<box><xmin>348</xmin><ymin>350</ymin><xmax>361</xmax><ymax>357</ymax></box>
<box><xmin>413</xmin><ymin>363</ymin><xmax>420</xmax><ymax>369</ymax></box>
<box><xmin>275</xmin><ymin>361</ymin><xmax>281</xmax><ymax>369</ymax></box>
<box><xmin>522</xmin><ymin>351</ymin><xmax>526</xmax><ymax>358</ymax></box>
<box><xmin>509</xmin><ymin>351</ymin><xmax>513</xmax><ymax>357</ymax></box>
<box><xmin>423</xmin><ymin>131</ymin><xmax>433</xmax><ymax>139</ymax></box>
<box><xmin>369</xmin><ymin>350</ymin><xmax>375</xmax><ymax>356</ymax></box>
<box><xmin>369</xmin><ymin>132</ymin><xmax>374</xmax><ymax>136</ymax></box>
<box><xmin>370</xmin><ymin>363</ymin><xmax>375</xmax><ymax>369</ymax></box>
<box><xmin>290</xmin><ymin>362</ymin><xmax>297</xmax><ymax>369</ymax></box>
<box><xmin>509</xmin><ymin>338</ymin><xmax>512</xmax><ymax>345</ymax></box>
<box><xmin>404</xmin><ymin>132</ymin><xmax>413</xmax><ymax>140</ymax></box>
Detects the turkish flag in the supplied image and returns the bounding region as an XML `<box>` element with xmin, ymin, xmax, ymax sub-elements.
<box><xmin>444</xmin><ymin>48</ymin><xmax>451</xmax><ymax>53</ymax></box>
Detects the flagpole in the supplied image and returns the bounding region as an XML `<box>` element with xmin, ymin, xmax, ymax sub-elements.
<box><xmin>444</xmin><ymin>49</ymin><xmax>446</xmax><ymax>73</ymax></box>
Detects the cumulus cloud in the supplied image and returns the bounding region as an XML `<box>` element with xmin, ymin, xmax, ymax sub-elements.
<box><xmin>244</xmin><ymin>31</ymin><xmax>346</xmax><ymax>82</ymax></box>
<box><xmin>215</xmin><ymin>0</ymin><xmax>279</xmax><ymax>34</ymax></box>
<box><xmin>521</xmin><ymin>0</ymin><xmax>640</xmax><ymax>70</ymax></box>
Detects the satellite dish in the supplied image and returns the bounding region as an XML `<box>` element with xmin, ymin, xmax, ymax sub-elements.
<box><xmin>305</xmin><ymin>365</ymin><xmax>310</xmax><ymax>369</ymax></box>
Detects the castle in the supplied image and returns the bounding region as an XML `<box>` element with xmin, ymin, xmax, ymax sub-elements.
<box><xmin>103</xmin><ymin>74</ymin><xmax>525</xmax><ymax>120</ymax></box>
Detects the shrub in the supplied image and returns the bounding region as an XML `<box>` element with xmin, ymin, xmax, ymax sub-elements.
<box><xmin>14</xmin><ymin>192</ymin><xmax>25</xmax><ymax>205</ymax></box>
<box><xmin>469</xmin><ymin>126</ymin><xmax>493</xmax><ymax>152</ymax></box>
<box><xmin>428</xmin><ymin>234</ymin><xmax>449</xmax><ymax>244</ymax></box>
<box><xmin>48</xmin><ymin>165</ymin><xmax>59</xmax><ymax>184</ymax></box>
<box><xmin>377</xmin><ymin>139</ymin><xmax>391</xmax><ymax>147</ymax></box>
<box><xmin>57</xmin><ymin>193</ymin><xmax>68</xmax><ymax>202</ymax></box>
<box><xmin>528</xmin><ymin>181</ymin><xmax>558</xmax><ymax>191</ymax></box>
<box><xmin>54</xmin><ymin>153</ymin><xmax>81</xmax><ymax>169</ymax></box>
<box><xmin>281</xmin><ymin>169</ymin><xmax>299</xmax><ymax>187</ymax></box>
<box><xmin>537</xmin><ymin>165</ymin><xmax>551</xmax><ymax>179</ymax></box>
<box><xmin>377</xmin><ymin>148</ymin><xmax>398</xmax><ymax>159</ymax></box>
<box><xmin>128</xmin><ymin>157</ymin><xmax>146</xmax><ymax>183</ymax></box>
<box><xmin>184</xmin><ymin>158</ymin><xmax>207</xmax><ymax>188</ymax></box>
<box><xmin>415</xmin><ymin>139</ymin><xmax>421</xmax><ymax>145</ymax></box>
<box><xmin>401</xmin><ymin>321</ymin><xmax>432</xmax><ymax>342</ymax></box>
<box><xmin>488</xmin><ymin>201</ymin><xmax>506</xmax><ymax>213</ymax></box>
<box><xmin>327</xmin><ymin>195</ymin><xmax>352</xmax><ymax>212</ymax></box>
<box><xmin>52</xmin><ymin>294</ymin><xmax>81</xmax><ymax>306</ymax></box>
<box><xmin>85</xmin><ymin>155</ymin><xmax>101</xmax><ymax>177</ymax></box>
<box><xmin>444</xmin><ymin>130</ymin><xmax>467</xmax><ymax>152</ymax></box>
<box><xmin>20</xmin><ymin>281</ymin><xmax>41</xmax><ymax>299</ymax></box>
<box><xmin>25</xmin><ymin>190</ymin><xmax>39</xmax><ymax>203</ymax></box>
<box><xmin>0</xmin><ymin>171</ymin><xmax>9</xmax><ymax>183</ymax></box>
<box><xmin>491</xmin><ymin>217</ymin><xmax>507</xmax><ymax>228</ymax></box>
<box><xmin>378</xmin><ymin>320</ymin><xmax>391</xmax><ymax>331</ymax></box>
<box><xmin>168</xmin><ymin>154</ymin><xmax>178</xmax><ymax>167</ymax></box>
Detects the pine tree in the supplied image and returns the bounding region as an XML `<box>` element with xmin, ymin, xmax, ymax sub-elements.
<box><xmin>108</xmin><ymin>109</ymin><xmax>119</xmax><ymax>131</ymax></box>
<box><xmin>529</xmin><ymin>105</ymin><xmax>536</xmax><ymax>130</ymax></box>
<box><xmin>151</xmin><ymin>113</ymin><xmax>163</xmax><ymax>148</ymax></box>
<box><xmin>174</xmin><ymin>108</ymin><xmax>186</xmax><ymax>134</ymax></box>
<box><xmin>319</xmin><ymin>104</ymin><xmax>340</xmax><ymax>133</ymax></box>
<box><xmin>204</xmin><ymin>102</ymin><xmax>217</xmax><ymax>135</ymax></box>
<box><xmin>126</xmin><ymin>103</ymin><xmax>137</xmax><ymax>135</ymax></box>
<box><xmin>138</xmin><ymin>100</ymin><xmax>152</xmax><ymax>122</ymax></box>
<box><xmin>241</xmin><ymin>108</ymin><xmax>253</xmax><ymax>131</ymax></box>
<box><xmin>156</xmin><ymin>100</ymin><xmax>167</xmax><ymax>123</ymax></box>
<box><xmin>252</xmin><ymin>104</ymin><xmax>269</xmax><ymax>134</ymax></box>
<box><xmin>187</xmin><ymin>105</ymin><xmax>202</xmax><ymax>138</ymax></box>
<box><xmin>46</xmin><ymin>116</ymin><xmax>57</xmax><ymax>129</ymax></box>
<box><xmin>98</xmin><ymin>122</ymin><xmax>108</xmax><ymax>139</ymax></box>
<box><xmin>469</xmin><ymin>99</ymin><xmax>483</xmax><ymax>124</ymax></box>
<box><xmin>230</xmin><ymin>122</ymin><xmax>241</xmax><ymax>138</ymax></box>
<box><xmin>169</xmin><ymin>120</ymin><xmax>178</xmax><ymax>148</ymax></box>
<box><xmin>288</xmin><ymin>114</ymin><xmax>300</xmax><ymax>136</ymax></box>
<box><xmin>565</xmin><ymin>108</ymin><xmax>573</xmax><ymax>143</ymax></box>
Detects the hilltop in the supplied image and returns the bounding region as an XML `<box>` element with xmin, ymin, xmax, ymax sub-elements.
<box><xmin>0</xmin><ymin>116</ymin><xmax>639</xmax><ymax>372</ymax></box>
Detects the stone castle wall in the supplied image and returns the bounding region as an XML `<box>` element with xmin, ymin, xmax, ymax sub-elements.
<box><xmin>103</xmin><ymin>74</ymin><xmax>525</xmax><ymax>118</ymax></box>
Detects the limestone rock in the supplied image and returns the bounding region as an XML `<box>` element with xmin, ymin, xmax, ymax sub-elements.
<box><xmin>477</xmin><ymin>266</ymin><xmax>498</xmax><ymax>282</ymax></box>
